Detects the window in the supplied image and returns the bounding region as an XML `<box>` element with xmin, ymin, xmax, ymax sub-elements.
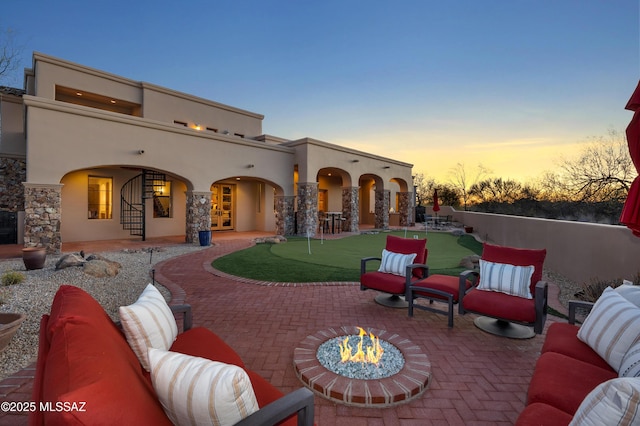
<box><xmin>153</xmin><ymin>180</ymin><xmax>172</xmax><ymax>218</ymax></box>
<box><xmin>88</xmin><ymin>176</ymin><xmax>112</xmax><ymax>219</ymax></box>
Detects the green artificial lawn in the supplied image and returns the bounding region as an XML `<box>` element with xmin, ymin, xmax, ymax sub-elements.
<box><xmin>213</xmin><ymin>231</ymin><xmax>483</xmax><ymax>283</ymax></box>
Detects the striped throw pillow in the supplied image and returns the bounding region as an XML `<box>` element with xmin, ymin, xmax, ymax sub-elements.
<box><xmin>577</xmin><ymin>287</ymin><xmax>640</xmax><ymax>372</ymax></box>
<box><xmin>620</xmin><ymin>341</ymin><xmax>640</xmax><ymax>378</ymax></box>
<box><xmin>477</xmin><ymin>259</ymin><xmax>535</xmax><ymax>299</ymax></box>
<box><xmin>378</xmin><ymin>249</ymin><xmax>417</xmax><ymax>276</ymax></box>
<box><xmin>569</xmin><ymin>378</ymin><xmax>640</xmax><ymax>426</ymax></box>
<box><xmin>119</xmin><ymin>284</ymin><xmax>178</xmax><ymax>371</ymax></box>
<box><xmin>148</xmin><ymin>348</ymin><xmax>259</xmax><ymax>426</ymax></box>
<box><xmin>616</xmin><ymin>283</ymin><xmax>640</xmax><ymax>308</ymax></box>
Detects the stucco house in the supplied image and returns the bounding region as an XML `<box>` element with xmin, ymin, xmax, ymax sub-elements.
<box><xmin>0</xmin><ymin>52</ymin><xmax>415</xmax><ymax>253</ymax></box>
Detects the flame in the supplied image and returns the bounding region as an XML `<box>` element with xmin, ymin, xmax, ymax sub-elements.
<box><xmin>339</xmin><ymin>327</ymin><xmax>384</xmax><ymax>365</ymax></box>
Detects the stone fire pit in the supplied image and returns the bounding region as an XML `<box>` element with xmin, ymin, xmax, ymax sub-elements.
<box><xmin>293</xmin><ymin>326</ymin><xmax>431</xmax><ymax>407</ymax></box>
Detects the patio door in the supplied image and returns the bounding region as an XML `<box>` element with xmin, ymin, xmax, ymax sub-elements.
<box><xmin>211</xmin><ymin>184</ymin><xmax>234</xmax><ymax>231</ymax></box>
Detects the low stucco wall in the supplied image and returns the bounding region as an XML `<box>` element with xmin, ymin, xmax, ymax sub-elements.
<box><xmin>429</xmin><ymin>206</ymin><xmax>640</xmax><ymax>285</ymax></box>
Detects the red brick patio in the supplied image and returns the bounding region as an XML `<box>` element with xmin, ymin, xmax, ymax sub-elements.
<box><xmin>0</xmin><ymin>233</ymin><xmax>564</xmax><ymax>425</ymax></box>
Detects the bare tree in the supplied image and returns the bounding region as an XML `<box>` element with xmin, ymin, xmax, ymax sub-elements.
<box><xmin>448</xmin><ymin>162</ymin><xmax>490</xmax><ymax>210</ymax></box>
<box><xmin>412</xmin><ymin>173</ymin><xmax>435</xmax><ymax>206</ymax></box>
<box><xmin>556</xmin><ymin>129</ymin><xmax>636</xmax><ymax>202</ymax></box>
<box><xmin>469</xmin><ymin>178</ymin><xmax>526</xmax><ymax>204</ymax></box>
<box><xmin>414</xmin><ymin>173</ymin><xmax>461</xmax><ymax>208</ymax></box>
<box><xmin>0</xmin><ymin>27</ymin><xmax>23</xmax><ymax>85</ymax></box>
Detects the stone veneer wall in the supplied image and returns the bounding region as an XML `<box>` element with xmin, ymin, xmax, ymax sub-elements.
<box><xmin>341</xmin><ymin>187</ymin><xmax>359</xmax><ymax>233</ymax></box>
<box><xmin>397</xmin><ymin>192</ymin><xmax>414</xmax><ymax>227</ymax></box>
<box><xmin>185</xmin><ymin>191</ymin><xmax>211</xmax><ymax>244</ymax></box>
<box><xmin>0</xmin><ymin>157</ymin><xmax>26</xmax><ymax>212</ymax></box>
<box><xmin>297</xmin><ymin>182</ymin><xmax>318</xmax><ymax>236</ymax></box>
<box><xmin>375</xmin><ymin>189</ymin><xmax>390</xmax><ymax>229</ymax></box>
<box><xmin>23</xmin><ymin>183</ymin><xmax>62</xmax><ymax>253</ymax></box>
<box><xmin>275</xmin><ymin>195</ymin><xmax>295</xmax><ymax>236</ymax></box>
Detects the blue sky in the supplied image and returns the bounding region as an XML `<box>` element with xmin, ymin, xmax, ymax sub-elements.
<box><xmin>2</xmin><ymin>1</ymin><xmax>638</xmax><ymax>182</ymax></box>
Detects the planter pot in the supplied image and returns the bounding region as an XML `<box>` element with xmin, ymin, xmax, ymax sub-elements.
<box><xmin>0</xmin><ymin>313</ymin><xmax>26</xmax><ymax>352</ymax></box>
<box><xmin>22</xmin><ymin>247</ymin><xmax>47</xmax><ymax>270</ymax></box>
<box><xmin>198</xmin><ymin>230</ymin><xmax>211</xmax><ymax>247</ymax></box>
<box><xmin>464</xmin><ymin>226</ymin><xmax>474</xmax><ymax>233</ymax></box>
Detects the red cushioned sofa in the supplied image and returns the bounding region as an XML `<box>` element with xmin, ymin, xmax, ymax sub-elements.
<box><xmin>29</xmin><ymin>285</ymin><xmax>314</xmax><ymax>426</ymax></box>
<box><xmin>515</xmin><ymin>300</ymin><xmax>615</xmax><ymax>425</ymax></box>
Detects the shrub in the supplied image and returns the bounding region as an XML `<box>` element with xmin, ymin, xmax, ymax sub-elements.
<box><xmin>577</xmin><ymin>272</ymin><xmax>640</xmax><ymax>303</ymax></box>
<box><xmin>1</xmin><ymin>270</ymin><xmax>25</xmax><ymax>286</ymax></box>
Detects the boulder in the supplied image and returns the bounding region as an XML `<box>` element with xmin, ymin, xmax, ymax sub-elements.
<box><xmin>254</xmin><ymin>235</ymin><xmax>287</xmax><ymax>244</ymax></box>
<box><xmin>459</xmin><ymin>254</ymin><xmax>481</xmax><ymax>270</ymax></box>
<box><xmin>83</xmin><ymin>259</ymin><xmax>121</xmax><ymax>277</ymax></box>
<box><xmin>55</xmin><ymin>253</ymin><xmax>86</xmax><ymax>270</ymax></box>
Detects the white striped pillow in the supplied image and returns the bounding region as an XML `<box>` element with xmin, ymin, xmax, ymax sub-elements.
<box><xmin>148</xmin><ymin>348</ymin><xmax>259</xmax><ymax>426</ymax></box>
<box><xmin>477</xmin><ymin>259</ymin><xmax>535</xmax><ymax>299</ymax></box>
<box><xmin>119</xmin><ymin>284</ymin><xmax>178</xmax><ymax>371</ymax></box>
<box><xmin>577</xmin><ymin>287</ymin><xmax>640</xmax><ymax>372</ymax></box>
<box><xmin>569</xmin><ymin>378</ymin><xmax>640</xmax><ymax>426</ymax></box>
<box><xmin>620</xmin><ymin>342</ymin><xmax>640</xmax><ymax>378</ymax></box>
<box><xmin>616</xmin><ymin>283</ymin><xmax>640</xmax><ymax>308</ymax></box>
<box><xmin>378</xmin><ymin>249</ymin><xmax>417</xmax><ymax>276</ymax></box>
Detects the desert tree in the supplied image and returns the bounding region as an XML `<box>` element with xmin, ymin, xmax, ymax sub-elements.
<box><xmin>448</xmin><ymin>162</ymin><xmax>490</xmax><ymax>209</ymax></box>
<box><xmin>556</xmin><ymin>128</ymin><xmax>635</xmax><ymax>203</ymax></box>
<box><xmin>0</xmin><ymin>27</ymin><xmax>23</xmax><ymax>85</ymax></box>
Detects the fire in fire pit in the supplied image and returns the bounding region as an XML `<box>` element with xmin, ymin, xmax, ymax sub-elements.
<box><xmin>339</xmin><ymin>327</ymin><xmax>383</xmax><ymax>364</ymax></box>
<box><xmin>317</xmin><ymin>327</ymin><xmax>404</xmax><ymax>380</ymax></box>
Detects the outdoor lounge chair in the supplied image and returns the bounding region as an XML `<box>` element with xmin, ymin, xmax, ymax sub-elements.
<box><xmin>360</xmin><ymin>235</ymin><xmax>428</xmax><ymax>308</ymax></box>
<box><xmin>459</xmin><ymin>242</ymin><xmax>548</xmax><ymax>338</ymax></box>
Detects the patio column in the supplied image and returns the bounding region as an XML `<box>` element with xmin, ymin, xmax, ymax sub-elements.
<box><xmin>375</xmin><ymin>189</ymin><xmax>390</xmax><ymax>229</ymax></box>
<box><xmin>342</xmin><ymin>186</ymin><xmax>359</xmax><ymax>233</ymax></box>
<box><xmin>398</xmin><ymin>191</ymin><xmax>414</xmax><ymax>227</ymax></box>
<box><xmin>23</xmin><ymin>183</ymin><xmax>62</xmax><ymax>253</ymax></box>
<box><xmin>185</xmin><ymin>191</ymin><xmax>211</xmax><ymax>244</ymax></box>
<box><xmin>275</xmin><ymin>195</ymin><xmax>295</xmax><ymax>236</ymax></box>
<box><xmin>297</xmin><ymin>182</ymin><xmax>318</xmax><ymax>236</ymax></box>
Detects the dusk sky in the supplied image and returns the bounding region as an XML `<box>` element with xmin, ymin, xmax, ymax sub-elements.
<box><xmin>2</xmin><ymin>1</ymin><xmax>638</xmax><ymax>182</ymax></box>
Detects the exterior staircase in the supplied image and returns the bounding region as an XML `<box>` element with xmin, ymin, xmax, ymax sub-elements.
<box><xmin>120</xmin><ymin>170</ymin><xmax>166</xmax><ymax>240</ymax></box>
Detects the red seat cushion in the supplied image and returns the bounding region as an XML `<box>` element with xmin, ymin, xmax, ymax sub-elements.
<box><xmin>462</xmin><ymin>288</ymin><xmax>536</xmax><ymax>323</ymax></box>
<box><xmin>412</xmin><ymin>274</ymin><xmax>470</xmax><ymax>302</ymax></box>
<box><xmin>170</xmin><ymin>327</ymin><xmax>245</xmax><ymax>368</ymax></box>
<box><xmin>246</xmin><ymin>369</ymin><xmax>297</xmax><ymax>426</ymax></box>
<box><xmin>541</xmin><ymin>323</ymin><xmax>613</xmax><ymax>371</ymax></box>
<box><xmin>361</xmin><ymin>271</ymin><xmax>409</xmax><ymax>294</ymax></box>
<box><xmin>515</xmin><ymin>402</ymin><xmax>573</xmax><ymax>426</ymax></box>
<box><xmin>527</xmin><ymin>352</ymin><xmax>616</xmax><ymax>415</ymax></box>
<box><xmin>482</xmin><ymin>243</ymin><xmax>546</xmax><ymax>296</ymax></box>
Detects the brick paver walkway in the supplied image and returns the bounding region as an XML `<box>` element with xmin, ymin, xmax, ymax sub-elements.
<box><xmin>155</xmin><ymin>239</ymin><xmax>554</xmax><ymax>425</ymax></box>
<box><xmin>0</xmin><ymin>235</ymin><xmax>560</xmax><ymax>425</ymax></box>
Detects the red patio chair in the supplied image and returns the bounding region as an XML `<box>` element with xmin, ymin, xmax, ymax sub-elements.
<box><xmin>360</xmin><ymin>235</ymin><xmax>428</xmax><ymax>308</ymax></box>
<box><xmin>459</xmin><ymin>242</ymin><xmax>548</xmax><ymax>338</ymax></box>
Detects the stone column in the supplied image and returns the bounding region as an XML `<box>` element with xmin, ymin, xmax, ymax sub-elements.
<box><xmin>0</xmin><ymin>158</ymin><xmax>26</xmax><ymax>211</ymax></box>
<box><xmin>341</xmin><ymin>187</ymin><xmax>359</xmax><ymax>233</ymax></box>
<box><xmin>397</xmin><ymin>192</ymin><xmax>414</xmax><ymax>227</ymax></box>
<box><xmin>23</xmin><ymin>183</ymin><xmax>62</xmax><ymax>253</ymax></box>
<box><xmin>275</xmin><ymin>195</ymin><xmax>295</xmax><ymax>236</ymax></box>
<box><xmin>185</xmin><ymin>191</ymin><xmax>211</xmax><ymax>244</ymax></box>
<box><xmin>375</xmin><ymin>189</ymin><xmax>390</xmax><ymax>230</ymax></box>
<box><xmin>297</xmin><ymin>182</ymin><xmax>318</xmax><ymax>237</ymax></box>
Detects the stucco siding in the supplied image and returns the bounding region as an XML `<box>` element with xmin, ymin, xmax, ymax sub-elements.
<box><xmin>24</xmin><ymin>97</ymin><xmax>295</xmax><ymax>194</ymax></box>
